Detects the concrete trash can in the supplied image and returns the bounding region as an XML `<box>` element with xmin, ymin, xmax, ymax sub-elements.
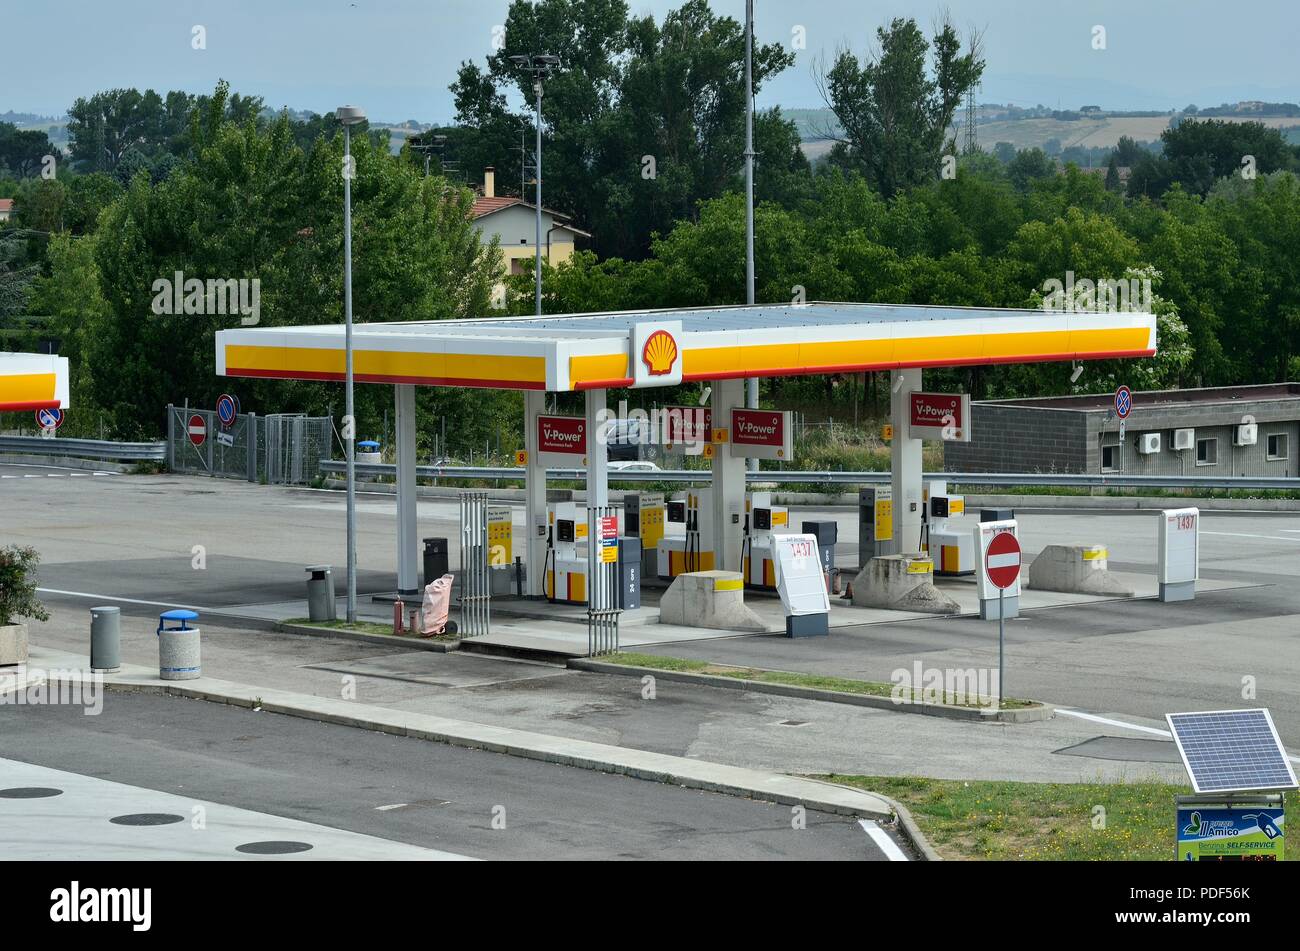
<box><xmin>157</xmin><ymin>610</ymin><xmax>200</xmax><ymax>681</ymax></box>
<box><xmin>357</xmin><ymin>440</ymin><xmax>382</xmax><ymax>464</ymax></box>
<box><xmin>305</xmin><ymin>565</ymin><xmax>337</xmax><ymax>621</ymax></box>
<box><xmin>90</xmin><ymin>606</ymin><xmax>121</xmax><ymax>673</ymax></box>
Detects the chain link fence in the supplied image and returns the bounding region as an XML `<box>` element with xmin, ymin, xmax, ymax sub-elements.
<box><xmin>166</xmin><ymin>404</ymin><xmax>333</xmax><ymax>484</ymax></box>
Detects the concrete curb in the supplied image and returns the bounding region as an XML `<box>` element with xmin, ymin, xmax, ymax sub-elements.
<box><xmin>36</xmin><ymin>653</ymin><xmax>916</xmax><ymax>839</ymax></box>
<box><xmin>568</xmin><ymin>659</ymin><xmax>1053</xmax><ymax>723</ymax></box>
<box><xmin>275</xmin><ymin>621</ymin><xmax>461</xmax><ymax>653</ymax></box>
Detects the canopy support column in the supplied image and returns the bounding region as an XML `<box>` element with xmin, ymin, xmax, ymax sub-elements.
<box><xmin>712</xmin><ymin>378</ymin><xmax>746</xmax><ymax>572</ymax></box>
<box><xmin>889</xmin><ymin>368</ymin><xmax>923</xmax><ymax>554</ymax></box>
<box><xmin>395</xmin><ymin>384</ymin><xmax>418</xmax><ymax>595</ymax></box>
<box><xmin>524</xmin><ymin>390</ymin><xmax>547</xmax><ymax>596</ymax></box>
<box><xmin>585</xmin><ymin>388</ymin><xmax>608</xmax><ymax>509</ymax></box>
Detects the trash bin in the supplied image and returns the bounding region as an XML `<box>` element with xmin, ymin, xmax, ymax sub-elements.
<box><xmin>617</xmin><ymin>538</ymin><xmax>641</xmax><ymax>610</ymax></box>
<box><xmin>802</xmin><ymin>520</ymin><xmax>838</xmax><ymax>592</ymax></box>
<box><xmin>423</xmin><ymin>537</ymin><xmax>449</xmax><ymax>586</ymax></box>
<box><xmin>357</xmin><ymin>439</ymin><xmax>382</xmax><ymax>464</ymax></box>
<box><xmin>90</xmin><ymin>606</ymin><xmax>121</xmax><ymax>673</ymax></box>
<box><xmin>156</xmin><ymin>610</ymin><xmax>200</xmax><ymax>681</ymax></box>
<box><xmin>305</xmin><ymin>565</ymin><xmax>336</xmax><ymax>621</ymax></box>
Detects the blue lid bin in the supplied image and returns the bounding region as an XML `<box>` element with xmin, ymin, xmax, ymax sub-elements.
<box><xmin>157</xmin><ymin>610</ymin><xmax>201</xmax><ymax>681</ymax></box>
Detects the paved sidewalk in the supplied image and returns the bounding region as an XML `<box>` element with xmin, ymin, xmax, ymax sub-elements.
<box><xmin>23</xmin><ymin>603</ymin><xmax>1187</xmax><ymax>786</ymax></box>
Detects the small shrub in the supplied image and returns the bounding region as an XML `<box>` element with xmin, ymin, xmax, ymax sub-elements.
<box><xmin>0</xmin><ymin>545</ymin><xmax>49</xmax><ymax>626</ymax></box>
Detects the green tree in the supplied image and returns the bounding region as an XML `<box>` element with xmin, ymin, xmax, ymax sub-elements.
<box><xmin>818</xmin><ymin>15</ymin><xmax>983</xmax><ymax>197</ymax></box>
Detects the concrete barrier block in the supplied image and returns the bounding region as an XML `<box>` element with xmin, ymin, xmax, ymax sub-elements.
<box><xmin>659</xmin><ymin>571</ymin><xmax>766</xmax><ymax>632</ymax></box>
<box><xmin>0</xmin><ymin>623</ymin><xmax>29</xmax><ymax>665</ymax></box>
<box><xmin>850</xmin><ymin>555</ymin><xmax>960</xmax><ymax>614</ymax></box>
<box><xmin>1027</xmin><ymin>544</ymin><xmax>1134</xmax><ymax>597</ymax></box>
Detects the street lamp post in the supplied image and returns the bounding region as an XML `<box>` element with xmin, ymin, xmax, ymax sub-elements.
<box><xmin>336</xmin><ymin>104</ymin><xmax>366</xmax><ymax>623</ymax></box>
<box><xmin>743</xmin><ymin>1</ymin><xmax>759</xmax><ymax>472</ymax></box>
<box><xmin>509</xmin><ymin>53</ymin><xmax>560</xmax><ymax>316</ymax></box>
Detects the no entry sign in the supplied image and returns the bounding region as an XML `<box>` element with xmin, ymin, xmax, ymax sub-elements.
<box><xmin>985</xmin><ymin>531</ymin><xmax>1022</xmax><ymax>589</ymax></box>
<box><xmin>187</xmin><ymin>414</ymin><xmax>207</xmax><ymax>447</ymax></box>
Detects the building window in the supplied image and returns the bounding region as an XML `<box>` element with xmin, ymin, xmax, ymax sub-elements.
<box><xmin>1266</xmin><ymin>433</ymin><xmax>1288</xmax><ymax>461</ymax></box>
<box><xmin>1101</xmin><ymin>445</ymin><xmax>1117</xmax><ymax>472</ymax></box>
<box><xmin>1196</xmin><ymin>438</ymin><xmax>1218</xmax><ymax>466</ymax></box>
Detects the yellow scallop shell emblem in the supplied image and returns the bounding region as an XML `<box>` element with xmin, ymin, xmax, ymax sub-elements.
<box><xmin>642</xmin><ymin>329</ymin><xmax>678</xmax><ymax>375</ymax></box>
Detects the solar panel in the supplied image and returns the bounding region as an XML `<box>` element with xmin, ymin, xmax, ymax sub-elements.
<box><xmin>1166</xmin><ymin>709</ymin><xmax>1298</xmax><ymax>794</ymax></box>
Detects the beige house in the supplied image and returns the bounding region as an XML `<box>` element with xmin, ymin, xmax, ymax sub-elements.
<box><xmin>471</xmin><ymin>167</ymin><xmax>590</xmax><ymax>307</ymax></box>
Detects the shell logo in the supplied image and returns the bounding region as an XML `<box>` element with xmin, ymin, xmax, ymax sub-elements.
<box><xmin>642</xmin><ymin>329</ymin><xmax>679</xmax><ymax>376</ymax></box>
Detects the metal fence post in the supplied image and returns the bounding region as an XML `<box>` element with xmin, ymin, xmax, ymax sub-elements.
<box><xmin>247</xmin><ymin>412</ymin><xmax>257</xmax><ymax>482</ymax></box>
<box><xmin>166</xmin><ymin>404</ymin><xmax>175</xmax><ymax>470</ymax></box>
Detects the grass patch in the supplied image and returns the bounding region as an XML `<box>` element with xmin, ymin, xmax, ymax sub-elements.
<box><xmin>601</xmin><ymin>652</ymin><xmax>1034</xmax><ymax>709</ymax></box>
<box><xmin>821</xmin><ymin>774</ymin><xmax>1300</xmax><ymax>860</ymax></box>
<box><xmin>283</xmin><ymin>617</ymin><xmax>458</xmax><ymax>641</ymax></box>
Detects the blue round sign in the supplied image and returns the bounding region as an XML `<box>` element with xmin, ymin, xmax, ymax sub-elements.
<box><xmin>1114</xmin><ymin>386</ymin><xmax>1132</xmax><ymax>420</ymax></box>
<box><xmin>35</xmin><ymin>407</ymin><xmax>64</xmax><ymax>430</ymax></box>
<box><xmin>216</xmin><ymin>394</ymin><xmax>237</xmax><ymax>427</ymax></box>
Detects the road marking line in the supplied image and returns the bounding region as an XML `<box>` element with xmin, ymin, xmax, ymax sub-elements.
<box><xmin>1203</xmin><ymin>531</ymin><xmax>1300</xmax><ymax>542</ymax></box>
<box><xmin>1055</xmin><ymin>708</ymin><xmax>1170</xmax><ymax>737</ymax></box>
<box><xmin>1056</xmin><ymin>708</ymin><xmax>1300</xmax><ymax>765</ymax></box>
<box><xmin>36</xmin><ymin>588</ymin><xmax>219</xmax><ymax>612</ymax></box>
<box><xmin>858</xmin><ymin>819</ymin><xmax>908</xmax><ymax>861</ymax></box>
<box><xmin>375</xmin><ymin>803</ymin><xmax>408</xmax><ymax>811</ymax></box>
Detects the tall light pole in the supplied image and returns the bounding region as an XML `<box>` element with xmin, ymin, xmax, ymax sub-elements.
<box><xmin>509</xmin><ymin>53</ymin><xmax>560</xmax><ymax>316</ymax></box>
<box><xmin>743</xmin><ymin>0</ymin><xmax>759</xmax><ymax>471</ymax></box>
<box><xmin>336</xmin><ymin>104</ymin><xmax>365</xmax><ymax>623</ymax></box>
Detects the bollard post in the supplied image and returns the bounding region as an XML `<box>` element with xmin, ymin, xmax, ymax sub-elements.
<box><xmin>90</xmin><ymin>606</ymin><xmax>121</xmax><ymax>673</ymax></box>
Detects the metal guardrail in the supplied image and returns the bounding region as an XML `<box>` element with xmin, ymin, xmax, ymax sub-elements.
<box><xmin>0</xmin><ymin>434</ymin><xmax>166</xmax><ymax>462</ymax></box>
<box><xmin>318</xmin><ymin>460</ymin><xmax>1300</xmax><ymax>491</ymax></box>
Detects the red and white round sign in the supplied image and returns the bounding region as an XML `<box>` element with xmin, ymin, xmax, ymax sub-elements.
<box><xmin>187</xmin><ymin>414</ymin><xmax>207</xmax><ymax>447</ymax></box>
<box><xmin>985</xmin><ymin>531</ymin><xmax>1021</xmax><ymax>589</ymax></box>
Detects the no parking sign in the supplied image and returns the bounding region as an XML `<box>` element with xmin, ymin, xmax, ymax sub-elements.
<box><xmin>35</xmin><ymin>407</ymin><xmax>64</xmax><ymax>431</ymax></box>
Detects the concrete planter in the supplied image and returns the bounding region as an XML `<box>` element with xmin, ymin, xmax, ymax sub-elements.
<box><xmin>0</xmin><ymin>623</ymin><xmax>29</xmax><ymax>666</ymax></box>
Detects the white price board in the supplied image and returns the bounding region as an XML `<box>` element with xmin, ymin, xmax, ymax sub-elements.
<box><xmin>771</xmin><ymin>533</ymin><xmax>830</xmax><ymax>617</ymax></box>
<box><xmin>1159</xmin><ymin>507</ymin><xmax>1199</xmax><ymax>585</ymax></box>
<box><xmin>973</xmin><ymin>519</ymin><xmax>1020</xmax><ymax>600</ymax></box>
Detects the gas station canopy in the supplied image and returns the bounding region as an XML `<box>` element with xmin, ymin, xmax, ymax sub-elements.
<box><xmin>215</xmin><ymin>303</ymin><xmax>1157</xmax><ymax>391</ymax></box>
<box><xmin>0</xmin><ymin>353</ymin><xmax>70</xmax><ymax>412</ymax></box>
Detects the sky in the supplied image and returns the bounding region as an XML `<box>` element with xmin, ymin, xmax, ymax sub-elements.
<box><xmin>3</xmin><ymin>0</ymin><xmax>1298</xmax><ymax>122</ymax></box>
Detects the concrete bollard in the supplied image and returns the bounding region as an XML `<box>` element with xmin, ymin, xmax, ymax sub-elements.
<box><xmin>659</xmin><ymin>571</ymin><xmax>766</xmax><ymax>631</ymax></box>
<box><xmin>850</xmin><ymin>554</ymin><xmax>960</xmax><ymax>614</ymax></box>
<box><xmin>1027</xmin><ymin>544</ymin><xmax>1134</xmax><ymax>597</ymax></box>
<box><xmin>90</xmin><ymin>606</ymin><xmax>121</xmax><ymax>673</ymax></box>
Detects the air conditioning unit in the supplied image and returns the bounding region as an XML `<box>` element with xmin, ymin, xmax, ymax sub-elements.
<box><xmin>1235</xmin><ymin>423</ymin><xmax>1258</xmax><ymax>446</ymax></box>
<box><xmin>1173</xmin><ymin>428</ymin><xmax>1195</xmax><ymax>451</ymax></box>
<box><xmin>1138</xmin><ymin>432</ymin><xmax>1162</xmax><ymax>455</ymax></box>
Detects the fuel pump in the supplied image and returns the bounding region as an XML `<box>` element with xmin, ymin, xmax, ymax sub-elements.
<box><xmin>546</xmin><ymin>501</ymin><xmax>590</xmax><ymax>602</ymax></box>
<box><xmin>923</xmin><ymin>480</ymin><xmax>974</xmax><ymax>575</ymax></box>
<box><xmin>657</xmin><ymin>490</ymin><xmax>715</xmax><ymax>579</ymax></box>
<box><xmin>743</xmin><ymin>491</ymin><xmax>792</xmax><ymax>589</ymax></box>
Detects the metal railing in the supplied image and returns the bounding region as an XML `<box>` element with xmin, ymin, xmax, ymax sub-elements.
<box><xmin>458</xmin><ymin>492</ymin><xmax>491</xmax><ymax>637</ymax></box>
<box><xmin>318</xmin><ymin>460</ymin><xmax>1300</xmax><ymax>492</ymax></box>
<box><xmin>0</xmin><ymin>434</ymin><xmax>166</xmax><ymax>462</ymax></box>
